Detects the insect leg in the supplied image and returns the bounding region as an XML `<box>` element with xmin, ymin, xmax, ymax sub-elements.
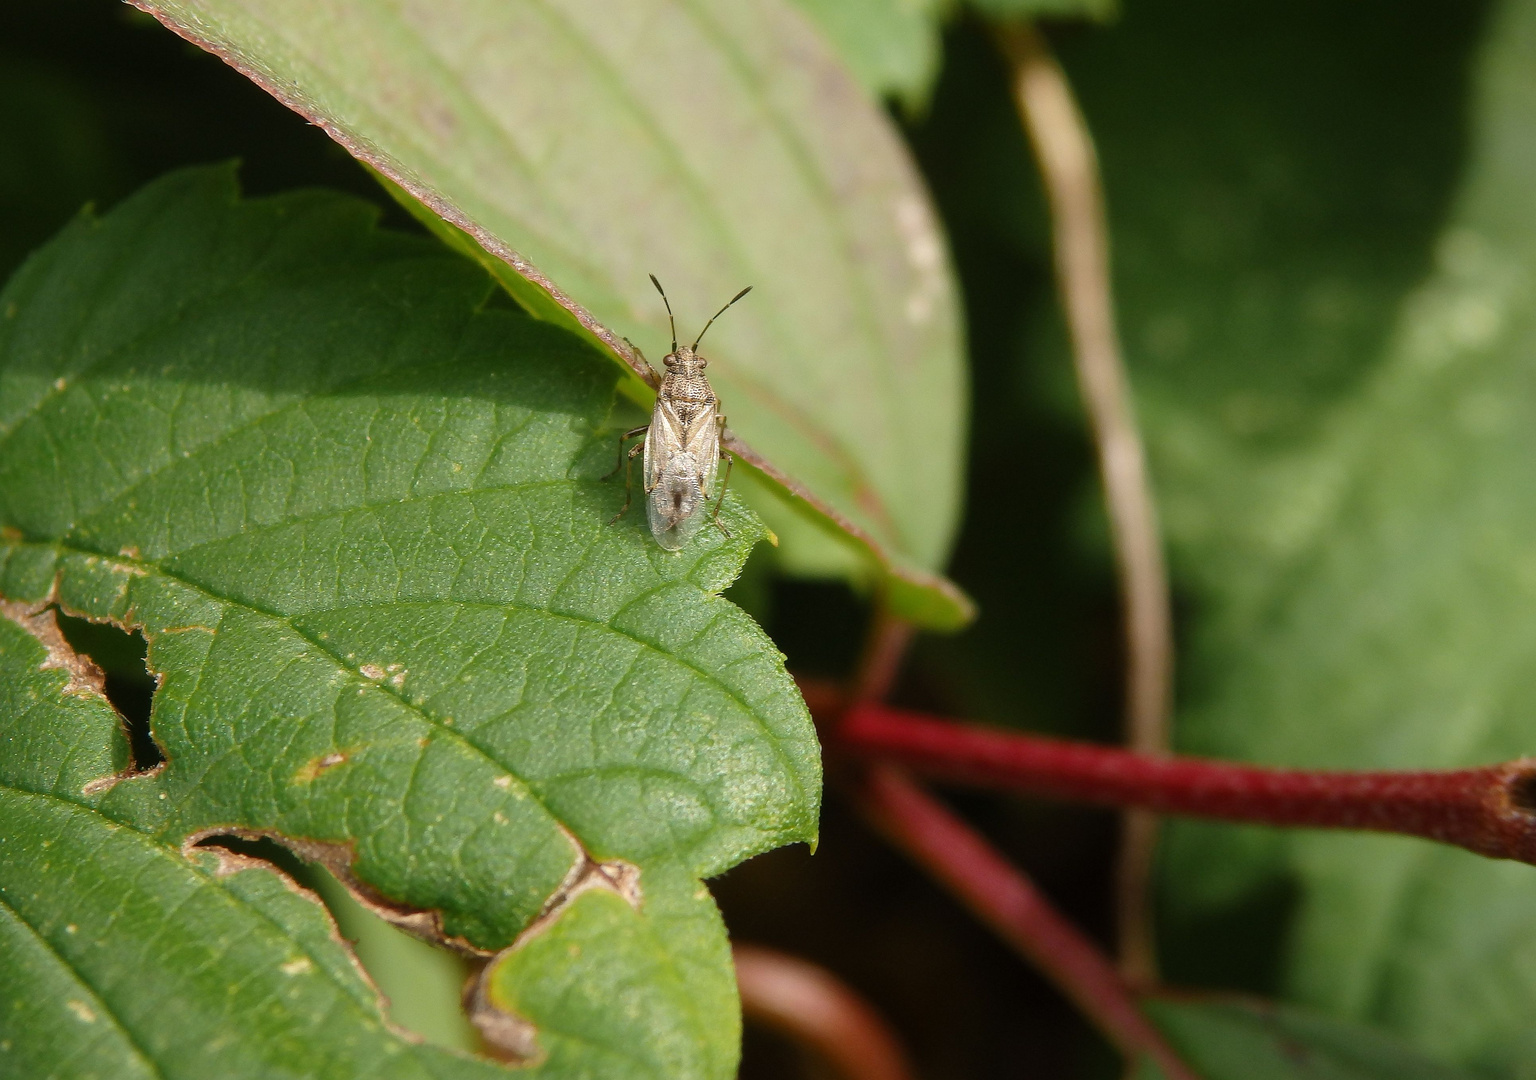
<box><xmin>603</xmin><ymin>425</ymin><xmax>650</xmax><ymax>480</ymax></box>
<box><xmin>607</xmin><ymin>440</ymin><xmax>647</xmax><ymax>525</ymax></box>
<box><xmin>709</xmin><ymin>450</ymin><xmax>735</xmax><ymax>539</ymax></box>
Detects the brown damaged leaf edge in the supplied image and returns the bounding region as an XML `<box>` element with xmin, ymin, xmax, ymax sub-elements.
<box><xmin>0</xmin><ymin>599</ymin><xmax>108</xmax><ymax>698</ymax></box>
<box><xmin>4</xmin><ymin>542</ymin><xmax>650</xmax><ymax>965</ymax></box>
<box><xmin>465</xmin><ymin>856</ymin><xmax>644</xmax><ymax>1065</ymax></box>
<box><xmin>188</xmin><ymin>827</ymin><xmax>643</xmax><ymax>1068</ymax></box>
<box><xmin>0</xmin><ymin>597</ymin><xmax>167</xmax><ymax>796</ymax></box>
<box><xmin>187</xmin><ymin>833</ymin><xmax>603</xmax><ymax>1066</ymax></box>
<box><xmin>183</xmin><ymin>825</ymin><xmax>641</xmax><ymax>960</ymax></box>
<box><xmin>126</xmin><ymin>1</ymin><xmax>976</xmax><ymax>629</ymax></box>
<box><xmin>181</xmin><ymin>832</ymin><xmax>461</xmax><ymax>1049</ymax></box>
<box><xmin>184</xmin><ymin>827</ymin><xmax>494</xmax><ymax>956</ymax></box>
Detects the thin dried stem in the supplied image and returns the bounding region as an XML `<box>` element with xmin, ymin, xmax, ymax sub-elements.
<box><xmin>837</xmin><ymin>702</ymin><xmax>1536</xmax><ymax>865</ymax></box>
<box><xmin>734</xmin><ymin>944</ymin><xmax>917</xmax><ymax>1080</ymax></box>
<box><xmin>995</xmin><ymin>21</ymin><xmax>1173</xmax><ymax>984</ymax></box>
<box><xmin>853</xmin><ymin>765</ymin><xmax>1199</xmax><ymax>1080</ymax></box>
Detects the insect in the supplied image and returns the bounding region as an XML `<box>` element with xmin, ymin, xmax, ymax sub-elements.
<box><xmin>607</xmin><ymin>275</ymin><xmax>751</xmax><ymax>551</ymax></box>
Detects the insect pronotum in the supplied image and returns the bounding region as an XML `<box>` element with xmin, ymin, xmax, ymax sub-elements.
<box><xmin>607</xmin><ymin>275</ymin><xmax>751</xmax><ymax>551</ymax></box>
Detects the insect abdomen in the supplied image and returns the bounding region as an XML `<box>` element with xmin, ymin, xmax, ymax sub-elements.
<box><xmin>647</xmin><ymin>451</ymin><xmax>706</xmax><ymax>551</ymax></box>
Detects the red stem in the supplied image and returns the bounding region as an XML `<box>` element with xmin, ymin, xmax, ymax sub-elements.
<box><xmin>851</xmin><ymin>608</ymin><xmax>916</xmax><ymax>704</ymax></box>
<box><xmin>853</xmin><ymin>765</ymin><xmax>1198</xmax><ymax>1080</ymax></box>
<box><xmin>838</xmin><ymin>702</ymin><xmax>1536</xmax><ymax>864</ymax></box>
<box><xmin>734</xmin><ymin>944</ymin><xmax>917</xmax><ymax>1080</ymax></box>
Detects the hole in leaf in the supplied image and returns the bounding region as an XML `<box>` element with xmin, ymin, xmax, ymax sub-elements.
<box><xmin>55</xmin><ymin>611</ymin><xmax>164</xmax><ymax>771</ymax></box>
<box><xmin>192</xmin><ymin>832</ymin><xmax>315</xmax><ymax>880</ymax></box>
<box><xmin>189</xmin><ymin>834</ymin><xmax>481</xmax><ymax>1052</ymax></box>
<box><xmin>1508</xmin><ymin>769</ymin><xmax>1536</xmax><ymax>816</ymax></box>
<box><xmin>312</xmin><ymin>867</ymin><xmax>481</xmax><ymax>1052</ymax></box>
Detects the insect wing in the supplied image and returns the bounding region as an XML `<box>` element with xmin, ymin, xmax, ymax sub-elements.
<box><xmin>644</xmin><ymin>398</ymin><xmax>705</xmax><ymax>550</ymax></box>
<box><xmin>641</xmin><ymin>397</ymin><xmax>677</xmax><ymax>496</ymax></box>
<box><xmin>682</xmin><ymin>405</ymin><xmax>721</xmax><ymax>499</ymax></box>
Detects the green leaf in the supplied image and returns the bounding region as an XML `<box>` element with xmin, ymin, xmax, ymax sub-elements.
<box><xmin>0</xmin><ymin>609</ymin><xmax>512</xmax><ymax>1080</ymax></box>
<box><xmin>1137</xmin><ymin>998</ymin><xmax>1473</xmax><ymax>1080</ymax></box>
<box><xmin>0</xmin><ymin>165</ymin><xmax>820</xmax><ymax>1078</ymax></box>
<box><xmin>131</xmin><ymin>0</ymin><xmax>973</xmax><ymax>629</ymax></box>
<box><xmin>313</xmin><ymin>868</ymin><xmax>481</xmax><ymax>1052</ymax></box>
<box><xmin>1052</xmin><ymin>0</ymin><xmax>1536</xmax><ymax>1070</ymax></box>
<box><xmin>786</xmin><ymin>0</ymin><xmax>945</xmax><ymax>106</ymax></box>
<box><xmin>476</xmin><ymin>862</ymin><xmax>736</xmax><ymax>1079</ymax></box>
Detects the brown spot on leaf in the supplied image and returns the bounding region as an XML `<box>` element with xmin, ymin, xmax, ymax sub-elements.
<box><xmin>294</xmin><ymin>751</ymin><xmax>349</xmax><ymax>783</ymax></box>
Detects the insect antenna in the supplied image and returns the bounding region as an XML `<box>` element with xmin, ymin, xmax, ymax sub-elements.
<box><xmin>692</xmin><ymin>286</ymin><xmax>752</xmax><ymax>350</ymax></box>
<box><xmin>650</xmin><ymin>274</ymin><xmax>678</xmax><ymax>353</ymax></box>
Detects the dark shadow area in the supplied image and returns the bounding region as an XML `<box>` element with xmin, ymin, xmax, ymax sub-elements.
<box><xmin>759</xmin><ymin>578</ymin><xmax>870</xmax><ymax>681</ymax></box>
<box><xmin>720</xmin><ymin>790</ymin><xmax>1120</xmax><ymax>1080</ymax></box>
<box><xmin>189</xmin><ymin>832</ymin><xmax>318</xmax><ymax>887</ymax></box>
<box><xmin>904</xmin><ymin>19</ymin><xmax>1118</xmax><ymax>746</ymax></box>
<box><xmin>0</xmin><ymin>0</ymin><xmax>419</xmax><ymax>282</ymax></box>
<box><xmin>56</xmin><ymin>611</ymin><xmax>163</xmax><ymax>772</ymax></box>
<box><xmin>1506</xmin><ymin>770</ymin><xmax>1536</xmax><ymax>817</ymax></box>
<box><xmin>739</xmin><ymin>1026</ymin><xmax>807</xmax><ymax>1080</ymax></box>
<box><xmin>1156</xmin><ymin>871</ymin><xmax>1301</xmax><ymax>997</ymax></box>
